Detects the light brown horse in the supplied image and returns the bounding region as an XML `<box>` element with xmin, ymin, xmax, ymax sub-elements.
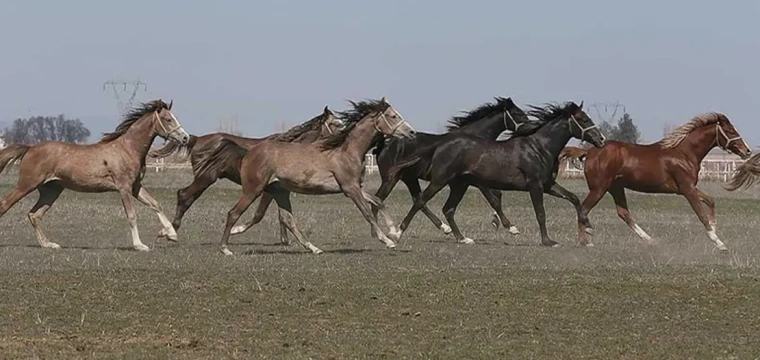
<box><xmin>196</xmin><ymin>97</ymin><xmax>416</xmax><ymax>255</ymax></box>
<box><xmin>149</xmin><ymin>106</ymin><xmax>344</xmax><ymax>244</ymax></box>
<box><xmin>559</xmin><ymin>112</ymin><xmax>751</xmax><ymax>250</ymax></box>
<box><xmin>0</xmin><ymin>99</ymin><xmax>190</xmax><ymax>251</ymax></box>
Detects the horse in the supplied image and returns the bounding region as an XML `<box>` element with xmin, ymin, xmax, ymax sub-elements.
<box><xmin>149</xmin><ymin>106</ymin><xmax>344</xmax><ymax>244</ymax></box>
<box><xmin>389</xmin><ymin>101</ymin><xmax>606</xmax><ymax>247</ymax></box>
<box><xmin>371</xmin><ymin>97</ymin><xmax>532</xmax><ymax>238</ymax></box>
<box><xmin>560</xmin><ymin>112</ymin><xmax>751</xmax><ymax>250</ymax></box>
<box><xmin>195</xmin><ymin>97</ymin><xmax>416</xmax><ymax>255</ymax></box>
<box><xmin>0</xmin><ymin>99</ymin><xmax>190</xmax><ymax>251</ymax></box>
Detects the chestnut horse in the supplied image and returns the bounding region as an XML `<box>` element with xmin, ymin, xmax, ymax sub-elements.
<box><xmin>196</xmin><ymin>97</ymin><xmax>416</xmax><ymax>255</ymax></box>
<box><xmin>0</xmin><ymin>99</ymin><xmax>190</xmax><ymax>251</ymax></box>
<box><xmin>149</xmin><ymin>106</ymin><xmax>344</xmax><ymax>244</ymax></box>
<box><xmin>560</xmin><ymin>112</ymin><xmax>751</xmax><ymax>250</ymax></box>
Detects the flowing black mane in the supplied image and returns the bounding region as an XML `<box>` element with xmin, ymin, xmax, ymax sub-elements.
<box><xmin>100</xmin><ymin>99</ymin><xmax>170</xmax><ymax>143</ymax></box>
<box><xmin>320</xmin><ymin>99</ymin><xmax>389</xmax><ymax>150</ymax></box>
<box><xmin>526</xmin><ymin>102</ymin><xmax>578</xmax><ymax>123</ymax></box>
<box><xmin>271</xmin><ymin>107</ymin><xmax>333</xmax><ymax>142</ymax></box>
<box><xmin>446</xmin><ymin>97</ymin><xmax>514</xmax><ymax>132</ymax></box>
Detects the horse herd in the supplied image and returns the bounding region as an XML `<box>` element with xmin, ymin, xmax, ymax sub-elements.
<box><xmin>1</xmin><ymin>97</ymin><xmax>759</xmax><ymax>255</ymax></box>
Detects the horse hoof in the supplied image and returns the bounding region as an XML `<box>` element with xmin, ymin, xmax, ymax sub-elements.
<box><xmin>43</xmin><ymin>242</ymin><xmax>61</xmax><ymax>249</ymax></box>
<box><xmin>440</xmin><ymin>224</ymin><xmax>453</xmax><ymax>235</ymax></box>
<box><xmin>717</xmin><ymin>244</ymin><xmax>729</xmax><ymax>252</ymax></box>
<box><xmin>386</xmin><ymin>242</ymin><xmax>397</xmax><ymax>249</ymax></box>
<box><xmin>541</xmin><ymin>240</ymin><xmax>559</xmax><ymax>247</ymax></box>
<box><xmin>584</xmin><ymin>242</ymin><xmax>594</xmax><ymax>247</ymax></box>
<box><xmin>220</xmin><ymin>248</ymin><xmax>234</xmax><ymax>256</ymax></box>
<box><xmin>508</xmin><ymin>226</ymin><xmax>521</xmax><ymax>235</ymax></box>
<box><xmin>134</xmin><ymin>244</ymin><xmax>150</xmax><ymax>252</ymax></box>
<box><xmin>584</xmin><ymin>227</ymin><xmax>594</xmax><ymax>235</ymax></box>
<box><xmin>460</xmin><ymin>238</ymin><xmax>475</xmax><ymax>245</ymax></box>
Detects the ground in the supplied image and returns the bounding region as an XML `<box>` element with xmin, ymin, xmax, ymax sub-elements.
<box><xmin>0</xmin><ymin>168</ymin><xmax>759</xmax><ymax>359</ymax></box>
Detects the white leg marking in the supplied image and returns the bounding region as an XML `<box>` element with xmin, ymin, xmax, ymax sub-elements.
<box><xmin>306</xmin><ymin>242</ymin><xmax>324</xmax><ymax>254</ymax></box>
<box><xmin>388</xmin><ymin>226</ymin><xmax>402</xmax><ymax>240</ymax></box>
<box><xmin>440</xmin><ymin>224</ymin><xmax>452</xmax><ymax>234</ymax></box>
<box><xmin>707</xmin><ymin>228</ymin><xmax>728</xmax><ymax>251</ymax></box>
<box><xmin>221</xmin><ymin>247</ymin><xmax>234</xmax><ymax>256</ymax></box>
<box><xmin>156</xmin><ymin>212</ymin><xmax>178</xmax><ymax>241</ymax></box>
<box><xmin>131</xmin><ymin>224</ymin><xmax>149</xmax><ymax>252</ymax></box>
<box><xmin>460</xmin><ymin>237</ymin><xmax>475</xmax><ymax>245</ymax></box>
<box><xmin>508</xmin><ymin>226</ymin><xmax>520</xmax><ymax>235</ymax></box>
<box><xmin>230</xmin><ymin>224</ymin><xmax>248</xmax><ymax>235</ymax></box>
<box><xmin>632</xmin><ymin>224</ymin><xmax>653</xmax><ymax>242</ymax></box>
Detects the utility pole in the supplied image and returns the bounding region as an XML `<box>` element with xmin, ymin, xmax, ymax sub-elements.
<box><xmin>588</xmin><ymin>101</ymin><xmax>626</xmax><ymax>124</ymax></box>
<box><xmin>103</xmin><ymin>78</ymin><xmax>147</xmax><ymax>117</ymax></box>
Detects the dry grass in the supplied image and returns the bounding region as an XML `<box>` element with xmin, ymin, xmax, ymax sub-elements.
<box><xmin>1</xmin><ymin>168</ymin><xmax>759</xmax><ymax>359</ymax></box>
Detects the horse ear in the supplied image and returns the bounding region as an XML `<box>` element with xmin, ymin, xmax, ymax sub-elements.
<box><xmin>323</xmin><ymin>105</ymin><xmax>332</xmax><ymax>115</ymax></box>
<box><xmin>381</xmin><ymin>96</ymin><xmax>388</xmax><ymax>104</ymax></box>
<box><xmin>579</xmin><ymin>100</ymin><xmax>584</xmax><ymax>109</ymax></box>
<box><xmin>168</xmin><ymin>99</ymin><xmax>173</xmax><ymax>110</ymax></box>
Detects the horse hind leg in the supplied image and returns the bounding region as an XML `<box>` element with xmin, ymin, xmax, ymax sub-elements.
<box><xmin>27</xmin><ymin>182</ymin><xmax>64</xmax><ymax>249</ymax></box>
<box><xmin>442</xmin><ymin>181</ymin><xmax>473</xmax><ymax>244</ymax></box>
<box><xmin>134</xmin><ymin>186</ymin><xmax>178</xmax><ymax>242</ymax></box>
<box><xmin>362</xmin><ymin>190</ymin><xmax>400</xmax><ymax>239</ymax></box>
<box><xmin>172</xmin><ymin>172</ymin><xmax>217</xmax><ymax>230</ymax></box>
<box><xmin>680</xmin><ymin>187</ymin><xmax>727</xmax><ymax>251</ymax></box>
<box><xmin>696</xmin><ymin>188</ymin><xmax>717</xmax><ymax>229</ymax></box>
<box><xmin>608</xmin><ymin>186</ymin><xmax>654</xmax><ymax>244</ymax></box>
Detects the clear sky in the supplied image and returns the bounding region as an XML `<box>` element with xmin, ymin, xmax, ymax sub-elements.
<box><xmin>1</xmin><ymin>1</ymin><xmax>758</xmax><ymax>145</ymax></box>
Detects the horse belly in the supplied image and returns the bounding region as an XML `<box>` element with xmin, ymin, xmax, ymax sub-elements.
<box><xmin>617</xmin><ymin>168</ymin><xmax>676</xmax><ymax>194</ymax></box>
<box><xmin>273</xmin><ymin>170</ymin><xmax>340</xmax><ymax>195</ymax></box>
<box><xmin>54</xmin><ymin>169</ymin><xmax>117</xmax><ymax>193</ymax></box>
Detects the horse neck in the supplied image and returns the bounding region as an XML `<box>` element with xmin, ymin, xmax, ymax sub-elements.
<box><xmin>530</xmin><ymin>118</ymin><xmax>574</xmax><ymax>157</ymax></box>
<box><xmin>458</xmin><ymin>113</ymin><xmax>506</xmax><ymax>139</ymax></box>
<box><xmin>115</xmin><ymin>115</ymin><xmax>159</xmax><ymax>160</ymax></box>
<box><xmin>675</xmin><ymin>125</ymin><xmax>717</xmax><ymax>162</ymax></box>
<box><xmin>343</xmin><ymin>117</ymin><xmax>382</xmax><ymax>160</ymax></box>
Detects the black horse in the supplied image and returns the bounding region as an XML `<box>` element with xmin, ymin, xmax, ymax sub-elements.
<box><xmin>388</xmin><ymin>101</ymin><xmax>606</xmax><ymax>247</ymax></box>
<box><xmin>371</xmin><ymin>97</ymin><xmax>531</xmax><ymax>239</ymax></box>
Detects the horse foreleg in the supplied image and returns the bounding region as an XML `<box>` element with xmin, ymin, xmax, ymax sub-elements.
<box><xmin>134</xmin><ymin>186</ymin><xmax>178</xmax><ymax>242</ymax></box>
<box><xmin>681</xmin><ymin>187</ymin><xmax>727</xmax><ymax>251</ymax></box>
<box><xmin>28</xmin><ymin>182</ymin><xmax>64</xmax><ymax>249</ymax></box>
<box><xmin>119</xmin><ymin>190</ymin><xmax>149</xmax><ymax>251</ymax></box>
<box><xmin>220</xmin><ymin>190</ymin><xmax>261</xmax><ymax>256</ymax></box>
<box><xmin>476</xmin><ymin>186</ymin><xmax>520</xmax><ymax>235</ymax></box>
<box><xmin>528</xmin><ymin>184</ymin><xmax>558</xmax><ymax>247</ymax></box>
<box><xmin>546</xmin><ymin>183</ymin><xmax>595</xmax><ymax>246</ymax></box>
<box><xmin>172</xmin><ymin>173</ymin><xmax>217</xmax><ymax>230</ymax></box>
<box><xmin>442</xmin><ymin>181</ymin><xmax>472</xmax><ymax>244</ymax></box>
<box><xmin>403</xmin><ymin>177</ymin><xmax>451</xmax><ymax>235</ymax></box>
<box><xmin>395</xmin><ymin>181</ymin><xmax>448</xmax><ymax>241</ymax></box>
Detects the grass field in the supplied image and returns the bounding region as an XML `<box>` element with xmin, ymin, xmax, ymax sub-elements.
<box><xmin>1</xmin><ymin>168</ymin><xmax>759</xmax><ymax>359</ymax></box>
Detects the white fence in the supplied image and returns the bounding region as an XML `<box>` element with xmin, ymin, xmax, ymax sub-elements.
<box><xmin>146</xmin><ymin>154</ymin><xmax>744</xmax><ymax>182</ymax></box>
<box><xmin>559</xmin><ymin>158</ymin><xmax>743</xmax><ymax>181</ymax></box>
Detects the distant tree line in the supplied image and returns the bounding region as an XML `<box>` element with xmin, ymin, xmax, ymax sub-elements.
<box><xmin>598</xmin><ymin>113</ymin><xmax>641</xmax><ymax>144</ymax></box>
<box><xmin>1</xmin><ymin>114</ymin><xmax>91</xmax><ymax>145</ymax></box>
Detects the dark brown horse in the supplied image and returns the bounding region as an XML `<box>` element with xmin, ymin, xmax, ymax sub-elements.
<box><xmin>196</xmin><ymin>97</ymin><xmax>416</xmax><ymax>255</ymax></box>
<box><xmin>0</xmin><ymin>99</ymin><xmax>190</xmax><ymax>251</ymax></box>
<box><xmin>560</xmin><ymin>112</ymin><xmax>751</xmax><ymax>250</ymax></box>
<box><xmin>149</xmin><ymin>106</ymin><xmax>344</xmax><ymax>244</ymax></box>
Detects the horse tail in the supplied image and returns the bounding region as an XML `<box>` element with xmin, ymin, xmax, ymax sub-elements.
<box><xmin>0</xmin><ymin>144</ymin><xmax>30</xmax><ymax>175</ymax></box>
<box><xmin>194</xmin><ymin>138</ymin><xmax>248</xmax><ymax>178</ymax></box>
<box><xmin>725</xmin><ymin>153</ymin><xmax>760</xmax><ymax>191</ymax></box>
<box><xmin>149</xmin><ymin>135</ymin><xmax>198</xmax><ymax>160</ymax></box>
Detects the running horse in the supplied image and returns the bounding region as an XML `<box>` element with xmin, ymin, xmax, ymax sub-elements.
<box><xmin>560</xmin><ymin>112</ymin><xmax>751</xmax><ymax>250</ymax></box>
<box><xmin>196</xmin><ymin>97</ymin><xmax>416</xmax><ymax>255</ymax></box>
<box><xmin>0</xmin><ymin>99</ymin><xmax>190</xmax><ymax>251</ymax></box>
<box><xmin>149</xmin><ymin>106</ymin><xmax>344</xmax><ymax>244</ymax></box>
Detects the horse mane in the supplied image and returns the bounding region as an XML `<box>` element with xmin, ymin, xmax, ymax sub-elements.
<box><xmin>270</xmin><ymin>107</ymin><xmax>332</xmax><ymax>142</ymax></box>
<box><xmin>659</xmin><ymin>112</ymin><xmax>727</xmax><ymax>148</ymax></box>
<box><xmin>100</xmin><ymin>99</ymin><xmax>169</xmax><ymax>143</ymax></box>
<box><xmin>495</xmin><ymin>102</ymin><xmax>573</xmax><ymax>140</ymax></box>
<box><xmin>320</xmin><ymin>99</ymin><xmax>389</xmax><ymax>150</ymax></box>
<box><xmin>446</xmin><ymin>97</ymin><xmax>513</xmax><ymax>132</ymax></box>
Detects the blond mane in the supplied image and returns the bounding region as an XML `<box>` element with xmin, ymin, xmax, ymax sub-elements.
<box><xmin>658</xmin><ymin>112</ymin><xmax>726</xmax><ymax>148</ymax></box>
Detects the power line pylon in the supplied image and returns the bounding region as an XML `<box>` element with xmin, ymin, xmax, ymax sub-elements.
<box><xmin>588</xmin><ymin>101</ymin><xmax>626</xmax><ymax>123</ymax></box>
<box><xmin>103</xmin><ymin>78</ymin><xmax>148</xmax><ymax>117</ymax></box>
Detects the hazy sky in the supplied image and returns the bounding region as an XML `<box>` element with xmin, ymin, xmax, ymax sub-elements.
<box><xmin>1</xmin><ymin>1</ymin><xmax>758</xmax><ymax>146</ymax></box>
